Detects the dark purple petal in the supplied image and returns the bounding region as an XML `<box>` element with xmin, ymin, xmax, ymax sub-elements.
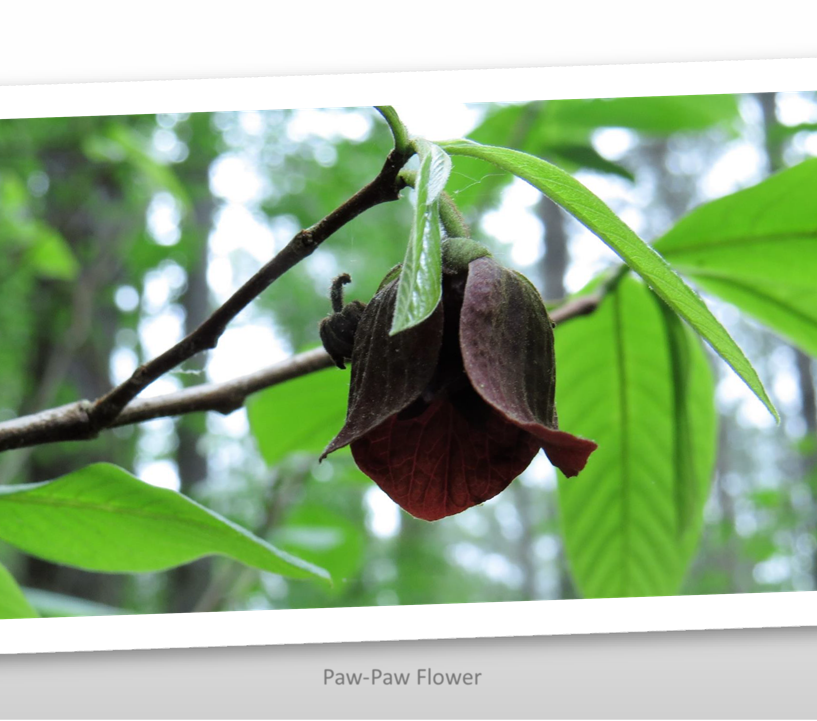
<box><xmin>460</xmin><ymin>257</ymin><xmax>597</xmax><ymax>477</ymax></box>
<box><xmin>321</xmin><ymin>279</ymin><xmax>444</xmax><ymax>458</ymax></box>
<box><xmin>351</xmin><ymin>396</ymin><xmax>540</xmax><ymax>521</ymax></box>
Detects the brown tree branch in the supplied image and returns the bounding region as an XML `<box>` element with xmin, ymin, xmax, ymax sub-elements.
<box><xmin>86</xmin><ymin>147</ymin><xmax>411</xmax><ymax>432</ymax></box>
<box><xmin>0</xmin><ymin>294</ymin><xmax>600</xmax><ymax>453</ymax></box>
<box><xmin>549</xmin><ymin>293</ymin><xmax>601</xmax><ymax>324</ymax></box>
<box><xmin>0</xmin><ymin>146</ymin><xmax>410</xmax><ymax>455</ymax></box>
<box><xmin>111</xmin><ymin>347</ymin><xmax>335</xmax><ymax>427</ymax></box>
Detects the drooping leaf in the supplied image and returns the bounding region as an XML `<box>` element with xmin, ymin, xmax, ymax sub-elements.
<box><xmin>556</xmin><ymin>276</ymin><xmax>717</xmax><ymax>598</ymax></box>
<box><xmin>248</xmin><ymin>365</ymin><xmax>350</xmax><ymax>467</ymax></box>
<box><xmin>654</xmin><ymin>158</ymin><xmax>817</xmax><ymax>357</ymax></box>
<box><xmin>390</xmin><ymin>139</ymin><xmax>451</xmax><ymax>335</ymax></box>
<box><xmin>0</xmin><ymin>562</ymin><xmax>38</xmax><ymax>619</ymax></box>
<box><xmin>0</xmin><ymin>464</ymin><xmax>328</xmax><ymax>582</ymax></box>
<box><xmin>439</xmin><ymin>138</ymin><xmax>778</xmax><ymax>421</ymax></box>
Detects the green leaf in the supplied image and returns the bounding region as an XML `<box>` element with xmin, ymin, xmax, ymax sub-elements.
<box><xmin>0</xmin><ymin>464</ymin><xmax>329</xmax><ymax>582</ymax></box>
<box><xmin>0</xmin><ymin>561</ymin><xmax>38</xmax><ymax>619</ymax></box>
<box><xmin>654</xmin><ymin>158</ymin><xmax>817</xmax><ymax>357</ymax></box>
<box><xmin>659</xmin><ymin>300</ymin><xmax>705</xmax><ymax>533</ymax></box>
<box><xmin>390</xmin><ymin>139</ymin><xmax>451</xmax><ymax>335</ymax></box>
<box><xmin>439</xmin><ymin>138</ymin><xmax>778</xmax><ymax>421</ymax></box>
<box><xmin>556</xmin><ymin>276</ymin><xmax>717</xmax><ymax>598</ymax></box>
<box><xmin>248</xmin><ymin>366</ymin><xmax>349</xmax><ymax>466</ymax></box>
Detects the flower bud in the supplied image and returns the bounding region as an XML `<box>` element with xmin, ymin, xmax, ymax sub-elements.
<box><xmin>322</xmin><ymin>239</ymin><xmax>597</xmax><ymax>521</ymax></box>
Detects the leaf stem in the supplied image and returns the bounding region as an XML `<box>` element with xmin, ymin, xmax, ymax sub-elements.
<box><xmin>375</xmin><ymin>106</ymin><xmax>412</xmax><ymax>156</ymax></box>
<box><xmin>439</xmin><ymin>192</ymin><xmax>470</xmax><ymax>238</ymax></box>
<box><xmin>397</xmin><ymin>171</ymin><xmax>470</xmax><ymax>237</ymax></box>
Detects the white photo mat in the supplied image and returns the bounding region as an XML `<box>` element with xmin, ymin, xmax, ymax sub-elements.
<box><xmin>0</xmin><ymin>57</ymin><xmax>815</xmax><ymax>655</ymax></box>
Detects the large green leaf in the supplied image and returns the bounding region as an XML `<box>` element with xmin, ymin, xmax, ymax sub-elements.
<box><xmin>0</xmin><ymin>562</ymin><xmax>38</xmax><ymax>619</ymax></box>
<box><xmin>248</xmin><ymin>365</ymin><xmax>349</xmax><ymax>466</ymax></box>
<box><xmin>439</xmin><ymin>138</ymin><xmax>777</xmax><ymax>421</ymax></box>
<box><xmin>390</xmin><ymin>139</ymin><xmax>451</xmax><ymax>335</ymax></box>
<box><xmin>0</xmin><ymin>464</ymin><xmax>328</xmax><ymax>582</ymax></box>
<box><xmin>556</xmin><ymin>276</ymin><xmax>717</xmax><ymax>598</ymax></box>
<box><xmin>654</xmin><ymin>158</ymin><xmax>817</xmax><ymax>357</ymax></box>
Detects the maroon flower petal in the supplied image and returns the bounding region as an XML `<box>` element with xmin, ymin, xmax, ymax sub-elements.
<box><xmin>460</xmin><ymin>257</ymin><xmax>597</xmax><ymax>477</ymax></box>
<box><xmin>351</xmin><ymin>397</ymin><xmax>540</xmax><ymax>521</ymax></box>
<box><xmin>321</xmin><ymin>279</ymin><xmax>444</xmax><ymax>459</ymax></box>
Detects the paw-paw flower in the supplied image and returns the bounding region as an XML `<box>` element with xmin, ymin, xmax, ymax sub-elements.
<box><xmin>321</xmin><ymin>239</ymin><xmax>597</xmax><ymax>521</ymax></box>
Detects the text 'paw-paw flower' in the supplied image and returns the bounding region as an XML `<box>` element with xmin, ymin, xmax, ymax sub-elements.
<box><xmin>321</xmin><ymin>239</ymin><xmax>598</xmax><ymax>521</ymax></box>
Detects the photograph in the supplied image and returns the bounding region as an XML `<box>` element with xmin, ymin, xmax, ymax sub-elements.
<box><xmin>0</xmin><ymin>90</ymin><xmax>815</xmax><ymax>623</ymax></box>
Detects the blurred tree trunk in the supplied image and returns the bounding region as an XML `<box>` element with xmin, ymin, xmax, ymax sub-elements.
<box><xmin>168</xmin><ymin>233</ymin><xmax>211</xmax><ymax>612</ymax></box>
<box><xmin>796</xmin><ymin>352</ymin><xmax>817</xmax><ymax>446</ymax></box>
<box><xmin>20</xmin><ymin>142</ymin><xmax>131</xmax><ymax>607</ymax></box>
<box><xmin>168</xmin><ymin>124</ymin><xmax>217</xmax><ymax>612</ymax></box>
<box><xmin>756</xmin><ymin>91</ymin><xmax>817</xmax><ymax>588</ymax></box>
<box><xmin>754</xmin><ymin>94</ymin><xmax>817</xmax><ymax>439</ymax></box>
<box><xmin>536</xmin><ymin>195</ymin><xmax>578</xmax><ymax>599</ymax></box>
<box><xmin>538</xmin><ymin>196</ymin><xmax>568</xmax><ymax>301</ymax></box>
<box><xmin>508</xmin><ymin>481</ymin><xmax>538</xmax><ymax>600</ymax></box>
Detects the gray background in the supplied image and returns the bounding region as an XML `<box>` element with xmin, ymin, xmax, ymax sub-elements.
<box><xmin>2</xmin><ymin>3</ymin><xmax>817</xmax><ymax>719</ymax></box>
<box><xmin>0</xmin><ymin>628</ymin><xmax>814</xmax><ymax>718</ymax></box>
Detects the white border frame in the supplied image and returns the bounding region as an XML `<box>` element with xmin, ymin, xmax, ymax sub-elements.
<box><xmin>2</xmin><ymin>58</ymin><xmax>817</xmax><ymax>120</ymax></box>
<box><xmin>1</xmin><ymin>592</ymin><xmax>817</xmax><ymax>654</ymax></box>
<box><xmin>1</xmin><ymin>59</ymin><xmax>816</xmax><ymax>655</ymax></box>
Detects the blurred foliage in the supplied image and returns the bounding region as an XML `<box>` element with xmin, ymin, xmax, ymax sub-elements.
<box><xmin>447</xmin><ymin>95</ymin><xmax>740</xmax><ymax>215</ymax></box>
<box><xmin>0</xmin><ymin>94</ymin><xmax>815</xmax><ymax>619</ymax></box>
